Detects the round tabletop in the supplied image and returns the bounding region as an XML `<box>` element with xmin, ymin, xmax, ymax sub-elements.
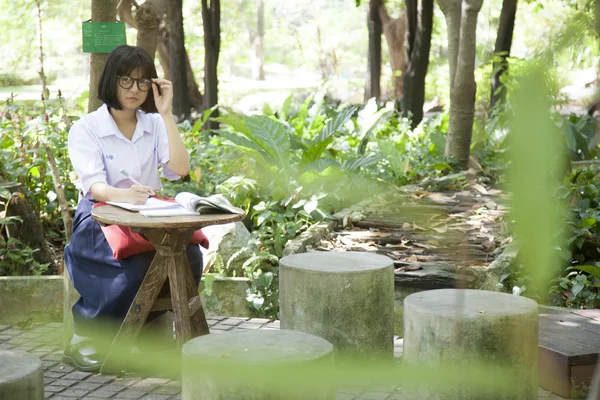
<box><xmin>92</xmin><ymin>204</ymin><xmax>244</xmax><ymax>229</ymax></box>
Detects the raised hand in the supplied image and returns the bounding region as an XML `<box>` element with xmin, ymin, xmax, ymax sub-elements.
<box><xmin>152</xmin><ymin>78</ymin><xmax>173</xmax><ymax>116</ymax></box>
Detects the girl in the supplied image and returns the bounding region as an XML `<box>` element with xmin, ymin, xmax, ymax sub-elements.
<box><xmin>63</xmin><ymin>45</ymin><xmax>203</xmax><ymax>372</ymax></box>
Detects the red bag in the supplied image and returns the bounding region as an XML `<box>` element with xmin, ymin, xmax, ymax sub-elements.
<box><xmin>92</xmin><ymin>202</ymin><xmax>209</xmax><ymax>260</ymax></box>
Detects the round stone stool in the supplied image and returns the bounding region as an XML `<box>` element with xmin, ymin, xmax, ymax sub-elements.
<box><xmin>182</xmin><ymin>329</ymin><xmax>335</xmax><ymax>400</ymax></box>
<box><xmin>403</xmin><ymin>289</ymin><xmax>538</xmax><ymax>400</ymax></box>
<box><xmin>0</xmin><ymin>350</ymin><xmax>44</xmax><ymax>400</ymax></box>
<box><xmin>279</xmin><ymin>251</ymin><xmax>394</xmax><ymax>361</ymax></box>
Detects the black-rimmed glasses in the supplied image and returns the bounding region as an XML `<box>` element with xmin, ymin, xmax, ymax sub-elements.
<box><xmin>117</xmin><ymin>75</ymin><xmax>152</xmax><ymax>92</ymax></box>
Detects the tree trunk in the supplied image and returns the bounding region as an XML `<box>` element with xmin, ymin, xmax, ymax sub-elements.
<box><xmin>35</xmin><ymin>0</ymin><xmax>47</xmax><ymax>94</ymax></box>
<box><xmin>88</xmin><ymin>0</ymin><xmax>118</xmax><ymax>112</ymax></box>
<box><xmin>202</xmin><ymin>0</ymin><xmax>221</xmax><ymax>130</ymax></box>
<box><xmin>168</xmin><ymin>0</ymin><xmax>190</xmax><ymax>120</ymax></box>
<box><xmin>157</xmin><ymin>26</ymin><xmax>171</xmax><ymax>78</ymax></box>
<box><xmin>401</xmin><ymin>0</ymin><xmax>433</xmax><ymax>127</ymax></box>
<box><xmin>251</xmin><ymin>0</ymin><xmax>265</xmax><ymax>81</ymax></box>
<box><xmin>365</xmin><ymin>0</ymin><xmax>383</xmax><ymax>101</ymax></box>
<box><xmin>441</xmin><ymin>0</ymin><xmax>484</xmax><ymax>169</ymax></box>
<box><xmin>437</xmin><ymin>0</ymin><xmax>462</xmax><ymax>89</ymax></box>
<box><xmin>5</xmin><ymin>192</ymin><xmax>53</xmax><ymax>268</ymax></box>
<box><xmin>135</xmin><ymin>0</ymin><xmax>165</xmax><ymax>59</ymax></box>
<box><xmin>379</xmin><ymin>5</ymin><xmax>407</xmax><ymax>100</ymax></box>
<box><xmin>490</xmin><ymin>0</ymin><xmax>517</xmax><ymax>109</ymax></box>
<box><xmin>120</xmin><ymin>0</ymin><xmax>203</xmax><ymax>113</ymax></box>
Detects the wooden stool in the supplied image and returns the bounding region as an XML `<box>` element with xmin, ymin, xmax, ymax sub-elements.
<box><xmin>91</xmin><ymin>205</ymin><xmax>243</xmax><ymax>374</ymax></box>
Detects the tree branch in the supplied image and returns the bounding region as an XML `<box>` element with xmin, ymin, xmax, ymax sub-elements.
<box><xmin>117</xmin><ymin>0</ymin><xmax>137</xmax><ymax>29</ymax></box>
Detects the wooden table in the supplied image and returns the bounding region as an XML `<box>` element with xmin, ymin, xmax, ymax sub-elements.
<box><xmin>538</xmin><ymin>307</ymin><xmax>600</xmax><ymax>398</ymax></box>
<box><xmin>91</xmin><ymin>205</ymin><xmax>244</xmax><ymax>373</ymax></box>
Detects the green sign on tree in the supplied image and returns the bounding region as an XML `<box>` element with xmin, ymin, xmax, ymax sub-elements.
<box><xmin>82</xmin><ymin>21</ymin><xmax>126</xmax><ymax>53</ymax></box>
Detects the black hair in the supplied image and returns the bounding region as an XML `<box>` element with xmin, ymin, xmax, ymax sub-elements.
<box><xmin>97</xmin><ymin>45</ymin><xmax>158</xmax><ymax>113</ymax></box>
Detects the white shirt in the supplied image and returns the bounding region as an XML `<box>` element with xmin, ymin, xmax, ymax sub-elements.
<box><xmin>68</xmin><ymin>104</ymin><xmax>180</xmax><ymax>199</ymax></box>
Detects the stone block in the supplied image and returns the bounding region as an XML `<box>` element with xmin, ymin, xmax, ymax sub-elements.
<box><xmin>279</xmin><ymin>251</ymin><xmax>394</xmax><ymax>361</ymax></box>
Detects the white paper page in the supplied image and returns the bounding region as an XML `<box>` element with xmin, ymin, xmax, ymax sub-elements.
<box><xmin>106</xmin><ymin>197</ymin><xmax>180</xmax><ymax>211</ymax></box>
<box><xmin>175</xmin><ymin>192</ymin><xmax>201</xmax><ymax>211</ymax></box>
<box><xmin>140</xmin><ymin>208</ymin><xmax>199</xmax><ymax>217</ymax></box>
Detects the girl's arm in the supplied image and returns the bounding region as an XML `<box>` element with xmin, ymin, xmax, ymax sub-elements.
<box><xmin>90</xmin><ymin>182</ymin><xmax>155</xmax><ymax>204</ymax></box>
<box><xmin>152</xmin><ymin>78</ymin><xmax>190</xmax><ymax>177</ymax></box>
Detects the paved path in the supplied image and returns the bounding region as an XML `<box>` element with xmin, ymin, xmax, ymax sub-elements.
<box><xmin>0</xmin><ymin>317</ymin><xmax>567</xmax><ymax>400</ymax></box>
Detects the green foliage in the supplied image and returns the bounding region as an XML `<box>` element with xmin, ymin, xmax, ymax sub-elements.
<box><xmin>0</xmin><ymin>237</ymin><xmax>50</xmax><ymax>276</ymax></box>
<box><xmin>0</xmin><ymin>91</ymin><xmax>78</xmax><ymax>251</ymax></box>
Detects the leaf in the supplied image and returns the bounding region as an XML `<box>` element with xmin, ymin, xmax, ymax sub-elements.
<box><xmin>317</xmin><ymin>106</ymin><xmax>356</xmax><ymax>142</ymax></box>
<box><xmin>581</xmin><ymin>217</ymin><xmax>596</xmax><ymax>228</ymax></box>
<box><xmin>571</xmin><ymin>274</ymin><xmax>587</xmax><ymax>297</ymax></box>
<box><xmin>304</xmin><ymin>197</ymin><xmax>319</xmax><ymax>214</ymax></box>
<box><xmin>430</xmin><ymin>162</ymin><xmax>452</xmax><ymax>171</ymax></box>
<box><xmin>572</xmin><ymin>265</ymin><xmax>600</xmax><ymax>280</ymax></box>
<box><xmin>243</xmin><ymin>115</ymin><xmax>291</xmax><ymax>172</ymax></box>
<box><xmin>193</xmin><ymin>167</ymin><xmax>202</xmax><ymax>183</ymax></box>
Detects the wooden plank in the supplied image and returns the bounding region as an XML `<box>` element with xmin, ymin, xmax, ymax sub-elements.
<box><xmin>183</xmin><ymin>252</ymin><xmax>210</xmax><ymax>337</ymax></box>
<box><xmin>167</xmin><ymin>230</ymin><xmax>194</xmax><ymax>346</ymax></box>
<box><xmin>100</xmin><ymin>231</ymin><xmax>169</xmax><ymax>374</ymax></box>
<box><xmin>539</xmin><ymin>345</ymin><xmax>571</xmax><ymax>398</ymax></box>
<box><xmin>571</xmin><ymin>309</ymin><xmax>600</xmax><ymax>321</ymax></box>
<box><xmin>539</xmin><ymin>314</ymin><xmax>600</xmax><ymax>365</ymax></box>
<box><xmin>92</xmin><ymin>204</ymin><xmax>243</xmax><ymax>229</ymax></box>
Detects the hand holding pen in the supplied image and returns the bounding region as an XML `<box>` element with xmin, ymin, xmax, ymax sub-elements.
<box><xmin>120</xmin><ymin>169</ymin><xmax>155</xmax><ymax>203</ymax></box>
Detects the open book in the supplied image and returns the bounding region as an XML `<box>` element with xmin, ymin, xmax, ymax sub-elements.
<box><xmin>106</xmin><ymin>192</ymin><xmax>244</xmax><ymax>218</ymax></box>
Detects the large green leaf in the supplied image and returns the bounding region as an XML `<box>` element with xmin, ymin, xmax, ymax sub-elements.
<box><xmin>243</xmin><ymin>115</ymin><xmax>291</xmax><ymax>172</ymax></box>
<box><xmin>299</xmin><ymin>165</ymin><xmax>346</xmax><ymax>185</ymax></box>
<box><xmin>378</xmin><ymin>140</ymin><xmax>408</xmax><ymax>175</ymax></box>
<box><xmin>317</xmin><ymin>106</ymin><xmax>356</xmax><ymax>142</ymax></box>
<box><xmin>301</xmin><ymin>137</ymin><xmax>334</xmax><ymax>165</ymax></box>
<box><xmin>572</xmin><ymin>265</ymin><xmax>600</xmax><ymax>280</ymax></box>
<box><xmin>342</xmin><ymin>155</ymin><xmax>383</xmax><ymax>171</ymax></box>
<box><xmin>303</xmin><ymin>158</ymin><xmax>341</xmax><ymax>172</ymax></box>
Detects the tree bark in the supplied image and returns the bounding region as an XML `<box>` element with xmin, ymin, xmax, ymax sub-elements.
<box><xmin>379</xmin><ymin>5</ymin><xmax>407</xmax><ymax>100</ymax></box>
<box><xmin>168</xmin><ymin>0</ymin><xmax>190</xmax><ymax>120</ymax></box>
<box><xmin>251</xmin><ymin>0</ymin><xmax>265</xmax><ymax>81</ymax></box>
<box><xmin>365</xmin><ymin>0</ymin><xmax>383</xmax><ymax>101</ymax></box>
<box><xmin>5</xmin><ymin>192</ymin><xmax>53</xmax><ymax>268</ymax></box>
<box><xmin>401</xmin><ymin>0</ymin><xmax>433</xmax><ymax>127</ymax></box>
<box><xmin>135</xmin><ymin>0</ymin><xmax>165</xmax><ymax>59</ymax></box>
<box><xmin>441</xmin><ymin>0</ymin><xmax>484</xmax><ymax>169</ymax></box>
<box><xmin>436</xmin><ymin>0</ymin><xmax>462</xmax><ymax>89</ymax></box>
<box><xmin>202</xmin><ymin>0</ymin><xmax>221</xmax><ymax>130</ymax></box>
<box><xmin>119</xmin><ymin>0</ymin><xmax>203</xmax><ymax>112</ymax></box>
<box><xmin>490</xmin><ymin>0</ymin><xmax>517</xmax><ymax>109</ymax></box>
<box><xmin>88</xmin><ymin>0</ymin><xmax>118</xmax><ymax>112</ymax></box>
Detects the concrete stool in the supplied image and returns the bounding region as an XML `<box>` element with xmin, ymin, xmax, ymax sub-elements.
<box><xmin>0</xmin><ymin>350</ymin><xmax>44</xmax><ymax>400</ymax></box>
<box><xmin>403</xmin><ymin>289</ymin><xmax>538</xmax><ymax>399</ymax></box>
<box><xmin>182</xmin><ymin>329</ymin><xmax>335</xmax><ymax>400</ymax></box>
<box><xmin>279</xmin><ymin>251</ymin><xmax>394</xmax><ymax>361</ymax></box>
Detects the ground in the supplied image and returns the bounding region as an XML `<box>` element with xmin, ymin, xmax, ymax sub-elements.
<box><xmin>0</xmin><ymin>317</ymin><xmax>567</xmax><ymax>400</ymax></box>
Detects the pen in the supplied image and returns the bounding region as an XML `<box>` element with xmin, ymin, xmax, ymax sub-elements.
<box><xmin>120</xmin><ymin>168</ymin><xmax>154</xmax><ymax>197</ymax></box>
<box><xmin>119</xmin><ymin>168</ymin><xmax>142</xmax><ymax>185</ymax></box>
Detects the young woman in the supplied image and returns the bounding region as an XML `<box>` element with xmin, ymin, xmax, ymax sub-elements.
<box><xmin>63</xmin><ymin>45</ymin><xmax>203</xmax><ymax>372</ymax></box>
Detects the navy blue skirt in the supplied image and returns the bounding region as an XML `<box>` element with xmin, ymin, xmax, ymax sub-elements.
<box><xmin>64</xmin><ymin>199</ymin><xmax>203</xmax><ymax>338</ymax></box>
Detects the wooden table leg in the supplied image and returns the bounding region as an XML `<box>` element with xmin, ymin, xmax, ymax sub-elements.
<box><xmin>182</xmin><ymin>251</ymin><xmax>210</xmax><ymax>337</ymax></box>
<box><xmin>100</xmin><ymin>229</ymin><xmax>170</xmax><ymax>374</ymax></box>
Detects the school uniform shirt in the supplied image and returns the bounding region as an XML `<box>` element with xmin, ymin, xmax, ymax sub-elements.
<box><xmin>68</xmin><ymin>104</ymin><xmax>181</xmax><ymax>199</ymax></box>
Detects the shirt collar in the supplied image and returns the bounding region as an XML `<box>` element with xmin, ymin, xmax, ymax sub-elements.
<box><xmin>95</xmin><ymin>104</ymin><xmax>154</xmax><ymax>138</ymax></box>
